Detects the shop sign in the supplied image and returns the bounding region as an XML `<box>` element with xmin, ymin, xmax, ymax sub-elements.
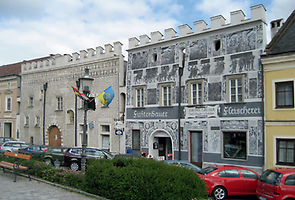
<box><xmin>220</xmin><ymin>102</ymin><xmax>262</xmax><ymax>117</ymax></box>
<box><xmin>184</xmin><ymin>105</ymin><xmax>220</xmax><ymax>119</ymax></box>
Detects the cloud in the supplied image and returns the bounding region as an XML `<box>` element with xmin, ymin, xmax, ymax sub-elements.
<box><xmin>194</xmin><ymin>0</ymin><xmax>251</xmax><ymax>24</ymax></box>
<box><xmin>0</xmin><ymin>0</ymin><xmax>182</xmax><ymax>65</ymax></box>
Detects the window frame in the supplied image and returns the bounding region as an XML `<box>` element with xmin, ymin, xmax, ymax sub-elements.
<box><xmin>132</xmin><ymin>130</ymin><xmax>140</xmax><ymax>150</ymax></box>
<box><xmin>5</xmin><ymin>95</ymin><xmax>12</xmax><ymax>112</ymax></box>
<box><xmin>133</xmin><ymin>86</ymin><xmax>145</xmax><ymax>108</ymax></box>
<box><xmin>24</xmin><ymin>116</ymin><xmax>29</xmax><ymax>127</ymax></box>
<box><xmin>223</xmin><ymin>131</ymin><xmax>247</xmax><ymax>160</ymax></box>
<box><xmin>188</xmin><ymin>79</ymin><xmax>204</xmax><ymax>105</ymax></box>
<box><xmin>276</xmin><ymin>138</ymin><xmax>295</xmax><ymax>166</ymax></box>
<box><xmin>101</xmin><ymin>125</ymin><xmax>110</xmax><ymax>132</ymax></box>
<box><xmin>226</xmin><ymin>75</ymin><xmax>244</xmax><ymax>103</ymax></box>
<box><xmin>56</xmin><ymin>97</ymin><xmax>63</xmax><ymax>111</ymax></box>
<box><xmin>35</xmin><ymin>116</ymin><xmax>40</xmax><ymax>128</ymax></box>
<box><xmin>275</xmin><ymin>81</ymin><xmax>294</xmax><ymax>109</ymax></box>
<box><xmin>29</xmin><ymin>97</ymin><xmax>34</xmax><ymax>107</ymax></box>
<box><xmin>159</xmin><ymin>83</ymin><xmax>173</xmax><ymax>107</ymax></box>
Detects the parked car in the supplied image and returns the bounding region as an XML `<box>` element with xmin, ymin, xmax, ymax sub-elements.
<box><xmin>0</xmin><ymin>137</ymin><xmax>17</xmax><ymax>145</ymax></box>
<box><xmin>18</xmin><ymin>145</ymin><xmax>48</xmax><ymax>155</ymax></box>
<box><xmin>197</xmin><ymin>165</ymin><xmax>260</xmax><ymax>200</ymax></box>
<box><xmin>42</xmin><ymin>146</ymin><xmax>69</xmax><ymax>166</ymax></box>
<box><xmin>163</xmin><ymin>160</ymin><xmax>201</xmax><ymax>173</ymax></box>
<box><xmin>256</xmin><ymin>168</ymin><xmax>295</xmax><ymax>200</ymax></box>
<box><xmin>0</xmin><ymin>141</ymin><xmax>30</xmax><ymax>154</ymax></box>
<box><xmin>64</xmin><ymin>147</ymin><xmax>114</xmax><ymax>171</ymax></box>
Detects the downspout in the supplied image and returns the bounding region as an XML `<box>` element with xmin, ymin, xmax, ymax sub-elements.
<box><xmin>178</xmin><ymin>49</ymin><xmax>185</xmax><ymax>160</ymax></box>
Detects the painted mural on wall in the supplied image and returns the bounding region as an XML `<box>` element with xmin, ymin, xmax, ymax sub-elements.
<box><xmin>126</xmin><ymin>23</ymin><xmax>264</xmax><ymax>162</ymax></box>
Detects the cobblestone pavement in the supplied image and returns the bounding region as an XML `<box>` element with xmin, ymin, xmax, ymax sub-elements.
<box><xmin>0</xmin><ymin>172</ymin><xmax>107</xmax><ymax>200</ymax></box>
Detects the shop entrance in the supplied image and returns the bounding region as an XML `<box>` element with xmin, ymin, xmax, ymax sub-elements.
<box><xmin>190</xmin><ymin>131</ymin><xmax>203</xmax><ymax>168</ymax></box>
<box><xmin>150</xmin><ymin>131</ymin><xmax>172</xmax><ymax>160</ymax></box>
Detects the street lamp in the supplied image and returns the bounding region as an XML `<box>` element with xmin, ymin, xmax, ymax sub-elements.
<box><xmin>75</xmin><ymin>80</ymin><xmax>80</xmax><ymax>147</ymax></box>
<box><xmin>79</xmin><ymin>67</ymin><xmax>94</xmax><ymax>173</ymax></box>
<box><xmin>43</xmin><ymin>82</ymin><xmax>48</xmax><ymax>145</ymax></box>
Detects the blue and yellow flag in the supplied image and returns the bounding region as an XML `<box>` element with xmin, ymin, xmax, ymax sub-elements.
<box><xmin>97</xmin><ymin>86</ymin><xmax>115</xmax><ymax>107</ymax></box>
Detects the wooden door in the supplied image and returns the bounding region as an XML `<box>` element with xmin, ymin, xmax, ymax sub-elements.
<box><xmin>49</xmin><ymin>126</ymin><xmax>61</xmax><ymax>146</ymax></box>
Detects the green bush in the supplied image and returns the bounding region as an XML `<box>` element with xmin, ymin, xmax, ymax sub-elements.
<box><xmin>83</xmin><ymin>157</ymin><xmax>208</xmax><ymax>200</ymax></box>
<box><xmin>30</xmin><ymin>160</ymin><xmax>84</xmax><ymax>188</ymax></box>
<box><xmin>1</xmin><ymin>153</ymin><xmax>208</xmax><ymax>199</ymax></box>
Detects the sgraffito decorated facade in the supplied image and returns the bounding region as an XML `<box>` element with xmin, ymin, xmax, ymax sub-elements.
<box><xmin>126</xmin><ymin>5</ymin><xmax>267</xmax><ymax>173</ymax></box>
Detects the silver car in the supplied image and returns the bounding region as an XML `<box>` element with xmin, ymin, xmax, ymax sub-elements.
<box><xmin>0</xmin><ymin>141</ymin><xmax>30</xmax><ymax>154</ymax></box>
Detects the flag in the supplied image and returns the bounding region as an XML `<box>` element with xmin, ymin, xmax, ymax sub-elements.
<box><xmin>97</xmin><ymin>86</ymin><xmax>115</xmax><ymax>107</ymax></box>
<box><xmin>71</xmin><ymin>86</ymin><xmax>91</xmax><ymax>102</ymax></box>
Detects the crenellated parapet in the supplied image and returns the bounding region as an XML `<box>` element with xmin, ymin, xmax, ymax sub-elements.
<box><xmin>22</xmin><ymin>41</ymin><xmax>123</xmax><ymax>74</ymax></box>
<box><xmin>128</xmin><ymin>4</ymin><xmax>266</xmax><ymax>49</ymax></box>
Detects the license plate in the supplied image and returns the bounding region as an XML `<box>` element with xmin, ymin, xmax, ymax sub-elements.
<box><xmin>259</xmin><ymin>196</ymin><xmax>267</xmax><ymax>200</ymax></box>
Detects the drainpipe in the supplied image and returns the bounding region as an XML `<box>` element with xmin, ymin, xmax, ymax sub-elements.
<box><xmin>178</xmin><ymin>49</ymin><xmax>185</xmax><ymax>160</ymax></box>
<box><xmin>43</xmin><ymin>83</ymin><xmax>48</xmax><ymax>145</ymax></box>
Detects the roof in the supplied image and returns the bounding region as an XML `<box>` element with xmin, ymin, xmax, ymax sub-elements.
<box><xmin>264</xmin><ymin>10</ymin><xmax>295</xmax><ymax>55</ymax></box>
<box><xmin>0</xmin><ymin>55</ymin><xmax>54</xmax><ymax>77</ymax></box>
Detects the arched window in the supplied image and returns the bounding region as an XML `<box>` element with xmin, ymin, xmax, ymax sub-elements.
<box><xmin>67</xmin><ymin>110</ymin><xmax>74</xmax><ymax>124</ymax></box>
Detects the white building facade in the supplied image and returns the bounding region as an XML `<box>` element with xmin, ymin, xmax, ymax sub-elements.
<box><xmin>20</xmin><ymin>42</ymin><xmax>126</xmax><ymax>154</ymax></box>
<box><xmin>125</xmin><ymin>5</ymin><xmax>267</xmax><ymax>173</ymax></box>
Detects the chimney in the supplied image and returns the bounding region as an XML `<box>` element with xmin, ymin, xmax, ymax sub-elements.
<box><xmin>270</xmin><ymin>18</ymin><xmax>284</xmax><ymax>39</ymax></box>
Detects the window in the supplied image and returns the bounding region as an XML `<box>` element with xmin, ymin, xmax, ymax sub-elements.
<box><xmin>134</xmin><ymin>87</ymin><xmax>144</xmax><ymax>107</ymax></box>
<box><xmin>35</xmin><ymin>116</ymin><xmax>40</xmax><ymax>127</ymax></box>
<box><xmin>218</xmin><ymin>169</ymin><xmax>240</xmax><ymax>178</ymax></box>
<box><xmin>276</xmin><ymin>139</ymin><xmax>295</xmax><ymax>165</ymax></box>
<box><xmin>101</xmin><ymin>125</ymin><xmax>110</xmax><ymax>132</ymax></box>
<box><xmin>56</xmin><ymin>97</ymin><xmax>63</xmax><ymax>110</ymax></box>
<box><xmin>189</xmin><ymin>80</ymin><xmax>203</xmax><ymax>105</ymax></box>
<box><xmin>132</xmin><ymin>130</ymin><xmax>140</xmax><ymax>150</ymax></box>
<box><xmin>285</xmin><ymin>175</ymin><xmax>295</xmax><ymax>185</ymax></box>
<box><xmin>223</xmin><ymin>132</ymin><xmax>247</xmax><ymax>160</ymax></box>
<box><xmin>6</xmin><ymin>96</ymin><xmax>11</xmax><ymax>111</ymax></box>
<box><xmin>275</xmin><ymin>81</ymin><xmax>294</xmax><ymax>108</ymax></box>
<box><xmin>227</xmin><ymin>75</ymin><xmax>244</xmax><ymax>103</ymax></box>
<box><xmin>24</xmin><ymin>116</ymin><xmax>29</xmax><ymax>126</ymax></box>
<box><xmin>240</xmin><ymin>169</ymin><xmax>259</xmax><ymax>179</ymax></box>
<box><xmin>29</xmin><ymin>97</ymin><xmax>34</xmax><ymax>107</ymax></box>
<box><xmin>67</xmin><ymin>110</ymin><xmax>74</xmax><ymax>124</ymax></box>
<box><xmin>160</xmin><ymin>83</ymin><xmax>172</xmax><ymax>106</ymax></box>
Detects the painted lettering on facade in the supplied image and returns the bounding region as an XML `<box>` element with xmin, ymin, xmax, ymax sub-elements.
<box><xmin>184</xmin><ymin>105</ymin><xmax>220</xmax><ymax>119</ymax></box>
<box><xmin>221</xmin><ymin>102</ymin><xmax>262</xmax><ymax>117</ymax></box>
<box><xmin>134</xmin><ymin>110</ymin><xmax>168</xmax><ymax>118</ymax></box>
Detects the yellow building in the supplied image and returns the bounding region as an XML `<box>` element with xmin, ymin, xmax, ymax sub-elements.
<box><xmin>262</xmin><ymin>10</ymin><xmax>295</xmax><ymax>169</ymax></box>
<box><xmin>0</xmin><ymin>63</ymin><xmax>21</xmax><ymax>139</ymax></box>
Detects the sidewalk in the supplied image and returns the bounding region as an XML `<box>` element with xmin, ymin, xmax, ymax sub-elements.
<box><xmin>0</xmin><ymin>171</ymin><xmax>108</xmax><ymax>200</ymax></box>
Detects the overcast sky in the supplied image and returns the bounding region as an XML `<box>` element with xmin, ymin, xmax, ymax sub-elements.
<box><xmin>0</xmin><ymin>0</ymin><xmax>294</xmax><ymax>66</ymax></box>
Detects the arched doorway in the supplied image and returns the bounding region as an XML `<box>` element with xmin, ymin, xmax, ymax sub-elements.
<box><xmin>49</xmin><ymin>126</ymin><xmax>61</xmax><ymax>146</ymax></box>
<box><xmin>149</xmin><ymin>131</ymin><xmax>173</xmax><ymax>160</ymax></box>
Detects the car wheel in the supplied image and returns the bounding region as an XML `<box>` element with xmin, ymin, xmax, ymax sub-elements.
<box><xmin>212</xmin><ymin>186</ymin><xmax>227</xmax><ymax>200</ymax></box>
<box><xmin>44</xmin><ymin>158</ymin><xmax>52</xmax><ymax>165</ymax></box>
<box><xmin>70</xmin><ymin>162</ymin><xmax>79</xmax><ymax>171</ymax></box>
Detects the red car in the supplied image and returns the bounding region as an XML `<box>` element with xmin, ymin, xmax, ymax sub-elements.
<box><xmin>197</xmin><ymin>165</ymin><xmax>260</xmax><ymax>200</ymax></box>
<box><xmin>256</xmin><ymin>168</ymin><xmax>295</xmax><ymax>200</ymax></box>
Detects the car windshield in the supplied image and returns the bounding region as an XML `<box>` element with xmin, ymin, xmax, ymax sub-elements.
<box><xmin>259</xmin><ymin>170</ymin><xmax>283</xmax><ymax>186</ymax></box>
<box><xmin>198</xmin><ymin>166</ymin><xmax>217</xmax><ymax>175</ymax></box>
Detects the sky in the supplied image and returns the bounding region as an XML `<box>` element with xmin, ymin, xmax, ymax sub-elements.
<box><xmin>0</xmin><ymin>0</ymin><xmax>294</xmax><ymax>66</ymax></box>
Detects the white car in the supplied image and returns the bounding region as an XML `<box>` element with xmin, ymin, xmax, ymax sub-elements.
<box><xmin>0</xmin><ymin>141</ymin><xmax>29</xmax><ymax>154</ymax></box>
